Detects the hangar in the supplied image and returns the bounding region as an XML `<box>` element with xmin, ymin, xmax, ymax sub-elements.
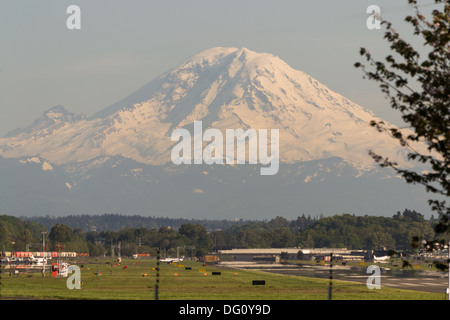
<box><xmin>217</xmin><ymin>248</ymin><xmax>368</xmax><ymax>263</ymax></box>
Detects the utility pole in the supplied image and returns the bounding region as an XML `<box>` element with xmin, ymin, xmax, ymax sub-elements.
<box><xmin>155</xmin><ymin>248</ymin><xmax>160</xmax><ymax>300</ymax></box>
<box><xmin>117</xmin><ymin>241</ymin><xmax>121</xmax><ymax>262</ymax></box>
<box><xmin>41</xmin><ymin>232</ymin><xmax>46</xmax><ymax>278</ymax></box>
<box><xmin>448</xmin><ymin>241</ymin><xmax>450</xmax><ymax>300</ymax></box>
<box><xmin>328</xmin><ymin>253</ymin><xmax>333</xmax><ymax>300</ymax></box>
<box><xmin>9</xmin><ymin>251</ymin><xmax>12</xmax><ymax>277</ymax></box>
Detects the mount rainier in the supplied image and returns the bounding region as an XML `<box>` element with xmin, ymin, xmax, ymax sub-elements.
<box><xmin>0</xmin><ymin>47</ymin><xmax>430</xmax><ymax>219</ymax></box>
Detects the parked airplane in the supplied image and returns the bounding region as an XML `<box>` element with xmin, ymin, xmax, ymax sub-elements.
<box><xmin>373</xmin><ymin>255</ymin><xmax>390</xmax><ymax>262</ymax></box>
<box><xmin>160</xmin><ymin>256</ymin><xmax>185</xmax><ymax>263</ymax></box>
<box><xmin>29</xmin><ymin>254</ymin><xmax>48</xmax><ymax>266</ymax></box>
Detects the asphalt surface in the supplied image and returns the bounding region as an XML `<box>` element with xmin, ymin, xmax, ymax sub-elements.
<box><xmin>225</xmin><ymin>263</ymin><xmax>449</xmax><ymax>294</ymax></box>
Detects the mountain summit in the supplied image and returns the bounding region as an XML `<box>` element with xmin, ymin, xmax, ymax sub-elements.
<box><xmin>0</xmin><ymin>47</ymin><xmax>415</xmax><ymax>170</ymax></box>
<box><xmin>0</xmin><ymin>47</ymin><xmax>429</xmax><ymax>218</ymax></box>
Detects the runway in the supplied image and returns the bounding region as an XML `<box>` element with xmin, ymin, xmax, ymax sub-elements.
<box><xmin>219</xmin><ymin>262</ymin><xmax>449</xmax><ymax>294</ymax></box>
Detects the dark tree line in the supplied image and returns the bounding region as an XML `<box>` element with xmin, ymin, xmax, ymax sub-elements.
<box><xmin>26</xmin><ymin>213</ymin><xmax>243</xmax><ymax>233</ymax></box>
<box><xmin>1</xmin><ymin>210</ymin><xmax>447</xmax><ymax>258</ymax></box>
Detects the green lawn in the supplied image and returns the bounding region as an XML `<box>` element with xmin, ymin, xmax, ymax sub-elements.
<box><xmin>0</xmin><ymin>258</ymin><xmax>444</xmax><ymax>300</ymax></box>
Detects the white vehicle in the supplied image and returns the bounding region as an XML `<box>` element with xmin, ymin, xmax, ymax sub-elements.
<box><xmin>160</xmin><ymin>256</ymin><xmax>185</xmax><ymax>263</ymax></box>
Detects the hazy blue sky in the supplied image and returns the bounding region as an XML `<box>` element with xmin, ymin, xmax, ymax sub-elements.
<box><xmin>0</xmin><ymin>0</ymin><xmax>439</xmax><ymax>136</ymax></box>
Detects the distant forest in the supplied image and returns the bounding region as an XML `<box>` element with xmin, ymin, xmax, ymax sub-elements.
<box><xmin>0</xmin><ymin>210</ymin><xmax>447</xmax><ymax>258</ymax></box>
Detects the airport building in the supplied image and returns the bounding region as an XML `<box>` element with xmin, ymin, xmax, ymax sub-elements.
<box><xmin>216</xmin><ymin>248</ymin><xmax>369</xmax><ymax>263</ymax></box>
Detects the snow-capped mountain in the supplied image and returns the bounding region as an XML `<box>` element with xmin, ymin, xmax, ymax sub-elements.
<box><xmin>0</xmin><ymin>47</ymin><xmax>418</xmax><ymax>168</ymax></box>
<box><xmin>0</xmin><ymin>47</ymin><xmax>430</xmax><ymax>218</ymax></box>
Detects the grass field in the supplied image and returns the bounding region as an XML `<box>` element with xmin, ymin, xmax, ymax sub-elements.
<box><xmin>0</xmin><ymin>258</ymin><xmax>445</xmax><ymax>300</ymax></box>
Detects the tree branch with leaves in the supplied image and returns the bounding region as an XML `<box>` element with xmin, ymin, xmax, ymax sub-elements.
<box><xmin>355</xmin><ymin>0</ymin><xmax>449</xmax><ymax>244</ymax></box>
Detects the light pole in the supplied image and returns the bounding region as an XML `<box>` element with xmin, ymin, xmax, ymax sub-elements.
<box><xmin>447</xmin><ymin>242</ymin><xmax>450</xmax><ymax>300</ymax></box>
<box><xmin>41</xmin><ymin>231</ymin><xmax>46</xmax><ymax>278</ymax></box>
<box><xmin>155</xmin><ymin>248</ymin><xmax>160</xmax><ymax>300</ymax></box>
<box><xmin>328</xmin><ymin>253</ymin><xmax>333</xmax><ymax>301</ymax></box>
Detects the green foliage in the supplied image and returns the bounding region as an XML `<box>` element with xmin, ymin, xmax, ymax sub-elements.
<box><xmin>49</xmin><ymin>224</ymin><xmax>73</xmax><ymax>243</ymax></box>
<box><xmin>296</xmin><ymin>210</ymin><xmax>435</xmax><ymax>250</ymax></box>
<box><xmin>209</xmin><ymin>216</ymin><xmax>308</xmax><ymax>249</ymax></box>
<box><xmin>179</xmin><ymin>223</ymin><xmax>213</xmax><ymax>256</ymax></box>
<box><xmin>0</xmin><ymin>215</ymin><xmax>46</xmax><ymax>251</ymax></box>
<box><xmin>355</xmin><ymin>0</ymin><xmax>449</xmax><ymax>234</ymax></box>
<box><xmin>27</xmin><ymin>213</ymin><xmax>238</xmax><ymax>232</ymax></box>
<box><xmin>0</xmin><ymin>210</ymin><xmax>438</xmax><ymax>256</ymax></box>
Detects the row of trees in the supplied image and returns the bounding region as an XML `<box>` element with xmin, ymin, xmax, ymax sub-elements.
<box><xmin>211</xmin><ymin>210</ymin><xmax>446</xmax><ymax>250</ymax></box>
<box><xmin>1</xmin><ymin>210</ymin><xmax>448</xmax><ymax>258</ymax></box>
<box><xmin>295</xmin><ymin>211</ymin><xmax>437</xmax><ymax>249</ymax></box>
<box><xmin>27</xmin><ymin>213</ymin><xmax>240</xmax><ymax>233</ymax></box>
